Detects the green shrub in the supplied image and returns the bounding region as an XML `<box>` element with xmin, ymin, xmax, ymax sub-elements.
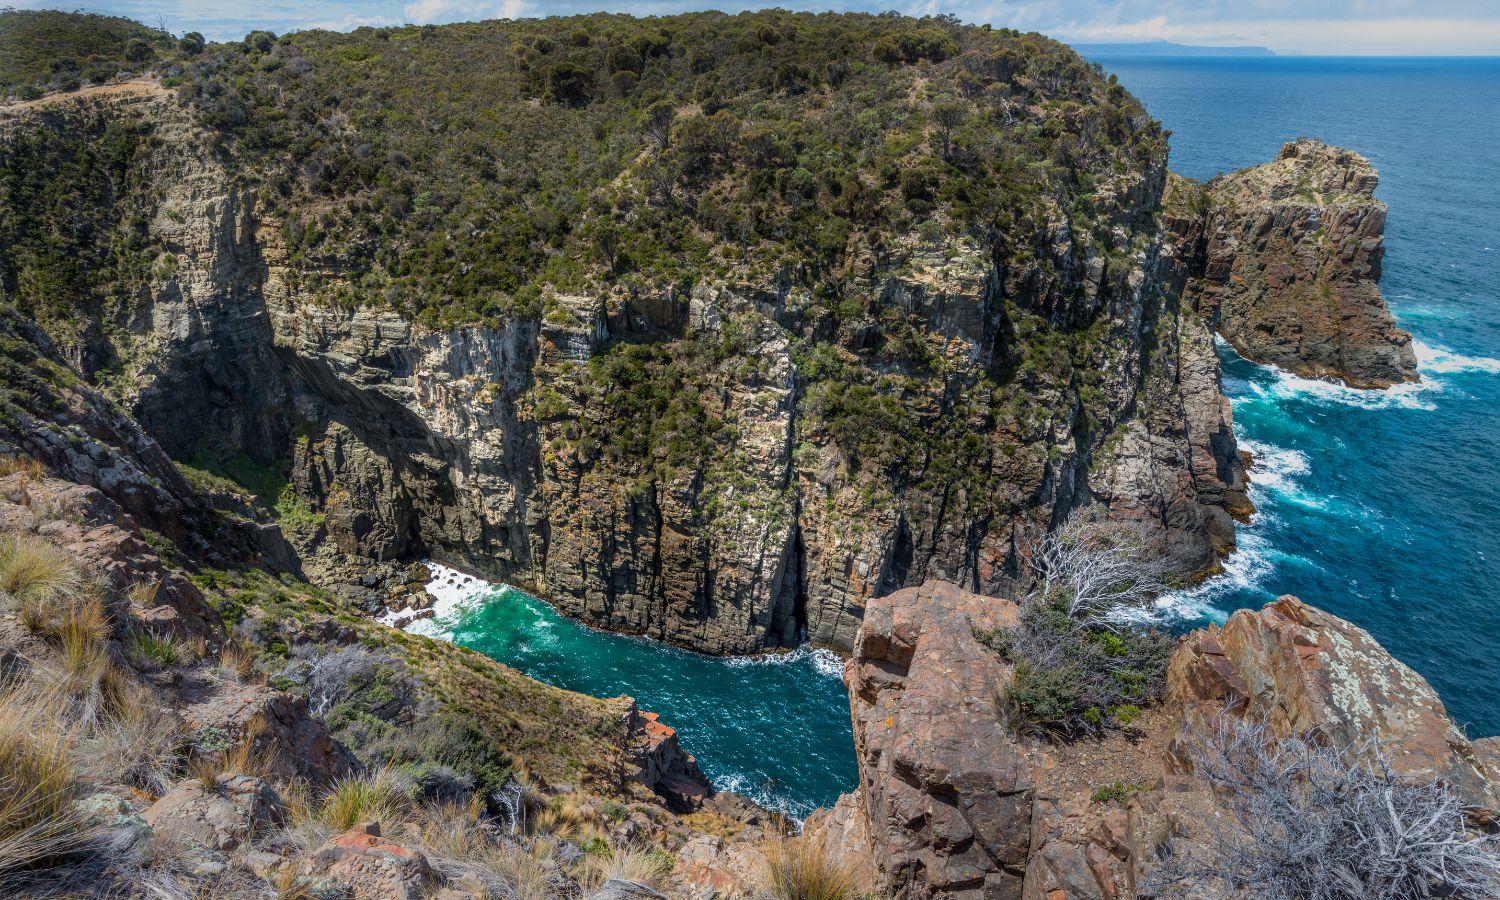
<box><xmin>991</xmin><ymin>600</ymin><xmax>1175</xmax><ymax>739</ymax></box>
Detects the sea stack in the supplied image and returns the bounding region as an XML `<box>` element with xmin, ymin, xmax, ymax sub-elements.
<box><xmin>1175</xmin><ymin>139</ymin><xmax>1420</xmax><ymax>388</ymax></box>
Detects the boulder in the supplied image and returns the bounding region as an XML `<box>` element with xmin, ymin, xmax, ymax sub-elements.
<box><xmin>589</xmin><ymin>879</ymin><xmax>668</xmax><ymax>899</ymax></box>
<box><xmin>142</xmin><ymin>776</ymin><xmax>283</xmax><ymax>851</ymax></box>
<box><xmin>306</xmin><ymin>823</ymin><xmax>439</xmax><ymax>900</ymax></box>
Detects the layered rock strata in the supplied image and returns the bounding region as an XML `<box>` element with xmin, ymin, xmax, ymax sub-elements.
<box><xmin>1174</xmin><ymin>139</ymin><xmax>1419</xmax><ymax>388</ymax></box>
<box><xmin>814</xmin><ymin>582</ymin><xmax>1500</xmax><ymax>899</ymax></box>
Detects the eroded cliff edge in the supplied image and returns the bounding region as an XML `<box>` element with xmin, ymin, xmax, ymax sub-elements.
<box><xmin>1169</xmin><ymin>138</ymin><xmax>1419</xmax><ymax>388</ymax></box>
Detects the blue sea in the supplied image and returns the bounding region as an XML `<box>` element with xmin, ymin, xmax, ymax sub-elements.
<box><xmin>1105</xmin><ymin>56</ymin><xmax>1500</xmax><ymax>739</ymax></box>
<box><xmin>429</xmin><ymin>57</ymin><xmax>1500</xmax><ymax>818</ymax></box>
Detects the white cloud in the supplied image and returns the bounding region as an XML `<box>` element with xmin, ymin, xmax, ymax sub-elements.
<box><xmin>402</xmin><ymin>0</ymin><xmax>528</xmax><ymax>25</ymax></box>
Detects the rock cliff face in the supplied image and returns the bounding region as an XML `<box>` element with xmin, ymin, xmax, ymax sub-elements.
<box><xmin>1</xmin><ymin>87</ymin><xmax>1249</xmax><ymax>655</ymax></box>
<box><xmin>813</xmin><ymin>582</ymin><xmax>1499</xmax><ymax>899</ymax></box>
<box><xmin>1173</xmin><ymin>139</ymin><xmax>1419</xmax><ymax>388</ymax></box>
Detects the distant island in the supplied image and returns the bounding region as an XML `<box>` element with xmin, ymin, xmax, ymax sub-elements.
<box><xmin>1072</xmin><ymin>39</ymin><xmax>1276</xmax><ymax>57</ymax></box>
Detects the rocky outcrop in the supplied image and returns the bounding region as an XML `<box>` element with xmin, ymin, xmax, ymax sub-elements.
<box><xmin>839</xmin><ymin>581</ymin><xmax>1033</xmax><ymax>896</ymax></box>
<box><xmin>1167</xmin><ymin>595</ymin><xmax>1500</xmax><ymax>809</ymax></box>
<box><xmin>821</xmin><ymin>582</ymin><xmax>1500</xmax><ymax>899</ymax></box>
<box><xmin>626</xmin><ymin>706</ymin><xmax>712</xmax><ymax>812</ymax></box>
<box><xmin>0</xmin><ymin>473</ymin><xmax>223</xmax><ymax>641</ymax></box>
<box><xmin>1176</xmin><ymin>139</ymin><xmax>1419</xmax><ymax>388</ymax></box>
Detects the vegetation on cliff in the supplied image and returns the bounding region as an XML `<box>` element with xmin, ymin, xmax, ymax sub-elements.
<box><xmin>0</xmin><ymin>10</ymin><xmax>174</xmax><ymax>98</ymax></box>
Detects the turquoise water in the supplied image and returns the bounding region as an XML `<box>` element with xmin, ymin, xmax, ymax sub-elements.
<box><xmin>435</xmin><ymin>57</ymin><xmax>1500</xmax><ymax>819</ymax></box>
<box><xmin>1103</xmin><ymin>56</ymin><xmax>1500</xmax><ymax>738</ymax></box>
<box><xmin>428</xmin><ymin>575</ymin><xmax>855</xmax><ymax>818</ymax></box>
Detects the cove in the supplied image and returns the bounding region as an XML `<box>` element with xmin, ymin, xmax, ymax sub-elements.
<box><xmin>399</xmin><ymin>564</ymin><xmax>857</xmax><ymax>819</ymax></box>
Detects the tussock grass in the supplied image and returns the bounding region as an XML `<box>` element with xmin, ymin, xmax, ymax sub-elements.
<box><xmin>217</xmin><ymin>639</ymin><xmax>259</xmax><ymax>683</ymax></box>
<box><xmin>0</xmin><ymin>690</ymin><xmax>97</xmax><ymax>881</ymax></box>
<box><xmin>0</xmin><ymin>535</ymin><xmax>85</xmax><ymax>628</ymax></box>
<box><xmin>124</xmin><ymin>630</ymin><xmax>186</xmax><ymax>671</ymax></box>
<box><xmin>316</xmin><ymin>768</ymin><xmax>411</xmax><ymax>832</ymax></box>
<box><xmin>77</xmin><ymin>685</ymin><xmax>180</xmax><ymax>794</ymax></box>
<box><xmin>417</xmin><ymin>794</ymin><xmax>488</xmax><ymax>859</ymax></box>
<box><xmin>0</xmin><ymin>456</ymin><xmax>45</xmax><ymax>480</ymax></box>
<box><xmin>759</xmin><ymin>830</ymin><xmax>860</xmax><ymax>900</ymax></box>
<box><xmin>581</xmin><ymin>841</ymin><xmax>674</xmax><ymax>890</ymax></box>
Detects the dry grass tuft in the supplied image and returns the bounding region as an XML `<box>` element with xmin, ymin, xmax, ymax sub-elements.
<box><xmin>580</xmin><ymin>841</ymin><xmax>674</xmax><ymax>890</ymax></box>
<box><xmin>416</xmin><ymin>794</ymin><xmax>488</xmax><ymax>859</ymax></box>
<box><xmin>316</xmin><ymin>768</ymin><xmax>411</xmax><ymax>832</ymax></box>
<box><xmin>0</xmin><ymin>456</ymin><xmax>45</xmax><ymax>481</ymax></box>
<box><xmin>77</xmin><ymin>683</ymin><xmax>181</xmax><ymax>795</ymax></box>
<box><xmin>0</xmin><ymin>535</ymin><xmax>85</xmax><ymax>629</ymax></box>
<box><xmin>217</xmin><ymin>639</ymin><xmax>260</xmax><ymax>683</ymax></box>
<box><xmin>759</xmin><ymin>829</ymin><xmax>860</xmax><ymax>900</ymax></box>
<box><xmin>0</xmin><ymin>690</ymin><xmax>98</xmax><ymax>880</ymax></box>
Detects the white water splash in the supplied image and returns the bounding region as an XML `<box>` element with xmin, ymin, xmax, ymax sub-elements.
<box><xmin>1247</xmin><ymin>366</ymin><xmax>1438</xmax><ymax>411</ymax></box>
<box><xmin>722</xmin><ymin>645</ymin><xmax>844</xmax><ymax>678</ymax></box>
<box><xmin>378</xmin><ymin>560</ymin><xmax>496</xmax><ymax>637</ymax></box>
<box><xmin>711</xmin><ymin>772</ymin><xmax>814</xmax><ymax>823</ymax></box>
<box><xmin>1413</xmin><ymin>340</ymin><xmax>1500</xmax><ymax>375</ymax></box>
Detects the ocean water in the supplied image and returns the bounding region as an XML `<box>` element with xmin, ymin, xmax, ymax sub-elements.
<box><xmin>1104</xmin><ymin>56</ymin><xmax>1500</xmax><ymax>738</ymax></box>
<box><xmin>414</xmin><ymin>56</ymin><xmax>1500</xmax><ymax>819</ymax></box>
<box><xmin>401</xmin><ymin>564</ymin><xmax>856</xmax><ymax>818</ymax></box>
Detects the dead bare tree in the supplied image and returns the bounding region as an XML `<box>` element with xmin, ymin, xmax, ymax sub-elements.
<box><xmin>1024</xmin><ymin>512</ymin><xmax>1171</xmax><ymax>627</ymax></box>
<box><xmin>1150</xmin><ymin>716</ymin><xmax>1500</xmax><ymax>899</ymax></box>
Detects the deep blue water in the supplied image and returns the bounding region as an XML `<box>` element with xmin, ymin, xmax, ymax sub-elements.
<box><xmin>1102</xmin><ymin>56</ymin><xmax>1500</xmax><ymax>738</ymax></box>
<box><xmin>431</xmin><ymin>56</ymin><xmax>1500</xmax><ymax>819</ymax></box>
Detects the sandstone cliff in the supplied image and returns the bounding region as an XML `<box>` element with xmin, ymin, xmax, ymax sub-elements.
<box><xmin>1171</xmin><ymin>139</ymin><xmax>1419</xmax><ymax>388</ymax></box>
<box><xmin>811</xmin><ymin>582</ymin><xmax>1499</xmax><ymax>899</ymax></box>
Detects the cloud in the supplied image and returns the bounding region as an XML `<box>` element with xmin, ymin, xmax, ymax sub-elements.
<box><xmin>402</xmin><ymin>0</ymin><xmax>527</xmax><ymax>25</ymax></box>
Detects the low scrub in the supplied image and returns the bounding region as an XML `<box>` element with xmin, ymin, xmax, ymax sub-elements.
<box><xmin>1150</xmin><ymin>716</ymin><xmax>1500</xmax><ymax>898</ymax></box>
<box><xmin>984</xmin><ymin>600</ymin><xmax>1174</xmax><ymax>738</ymax></box>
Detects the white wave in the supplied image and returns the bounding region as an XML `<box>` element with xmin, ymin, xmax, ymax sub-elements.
<box><xmin>1413</xmin><ymin>340</ymin><xmax>1500</xmax><ymax>376</ymax></box>
<box><xmin>1151</xmin><ymin>521</ymin><xmax>1283</xmax><ymax>625</ymax></box>
<box><xmin>1247</xmin><ymin>366</ymin><xmax>1437</xmax><ymax>411</ymax></box>
<box><xmin>712</xmin><ymin>772</ymin><xmax>814</xmax><ymax>823</ymax></box>
<box><xmin>1239</xmin><ymin>438</ymin><xmax>1333</xmax><ymax>511</ymax></box>
<box><xmin>379</xmin><ymin>560</ymin><xmax>498</xmax><ymax>637</ymax></box>
<box><xmin>723</xmin><ymin>645</ymin><xmax>845</xmax><ymax>678</ymax></box>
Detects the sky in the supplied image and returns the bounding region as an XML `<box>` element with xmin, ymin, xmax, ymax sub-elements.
<box><xmin>9</xmin><ymin>0</ymin><xmax>1500</xmax><ymax>55</ymax></box>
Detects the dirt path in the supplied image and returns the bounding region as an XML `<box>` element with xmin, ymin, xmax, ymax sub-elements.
<box><xmin>1</xmin><ymin>79</ymin><xmax>166</xmax><ymax>114</ymax></box>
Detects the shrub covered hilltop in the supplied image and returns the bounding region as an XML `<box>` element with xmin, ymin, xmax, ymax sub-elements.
<box><xmin>1</xmin><ymin>8</ymin><xmax>1486</xmax><ymax>899</ymax></box>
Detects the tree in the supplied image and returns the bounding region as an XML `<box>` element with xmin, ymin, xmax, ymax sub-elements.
<box><xmin>932</xmin><ymin>101</ymin><xmax>965</xmax><ymax>160</ymax></box>
<box><xmin>641</xmin><ymin>99</ymin><xmax>674</xmax><ymax>149</ymax></box>
<box><xmin>178</xmin><ymin>32</ymin><xmax>205</xmax><ymax>55</ymax></box>
<box><xmin>1024</xmin><ymin>513</ymin><xmax>1170</xmax><ymax>629</ymax></box>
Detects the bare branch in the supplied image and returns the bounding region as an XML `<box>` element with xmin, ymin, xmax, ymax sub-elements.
<box><xmin>1150</xmin><ymin>715</ymin><xmax>1500</xmax><ymax>899</ymax></box>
